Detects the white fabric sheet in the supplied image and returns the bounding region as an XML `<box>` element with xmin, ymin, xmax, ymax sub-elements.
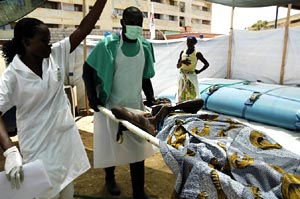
<box><xmin>284</xmin><ymin>28</ymin><xmax>300</xmax><ymax>84</ymax></box>
<box><xmin>231</xmin><ymin>29</ymin><xmax>284</xmax><ymax>83</ymax></box>
<box><xmin>0</xmin><ymin>159</ymin><xmax>52</xmax><ymax>199</ymax></box>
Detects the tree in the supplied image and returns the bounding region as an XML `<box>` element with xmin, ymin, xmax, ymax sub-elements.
<box><xmin>251</xmin><ymin>20</ymin><xmax>269</xmax><ymax>31</ymax></box>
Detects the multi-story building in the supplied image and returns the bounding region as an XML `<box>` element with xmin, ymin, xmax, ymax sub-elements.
<box><xmin>246</xmin><ymin>13</ymin><xmax>300</xmax><ymax>31</ymax></box>
<box><xmin>266</xmin><ymin>13</ymin><xmax>300</xmax><ymax>29</ymax></box>
<box><xmin>0</xmin><ymin>0</ymin><xmax>212</xmax><ymax>40</ymax></box>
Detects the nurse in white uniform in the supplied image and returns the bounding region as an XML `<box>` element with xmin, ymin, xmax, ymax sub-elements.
<box><xmin>83</xmin><ymin>6</ymin><xmax>157</xmax><ymax>199</ymax></box>
<box><xmin>0</xmin><ymin>1</ymin><xmax>107</xmax><ymax>198</ymax></box>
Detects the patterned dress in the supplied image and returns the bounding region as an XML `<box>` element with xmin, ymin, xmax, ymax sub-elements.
<box><xmin>178</xmin><ymin>50</ymin><xmax>200</xmax><ymax>102</ymax></box>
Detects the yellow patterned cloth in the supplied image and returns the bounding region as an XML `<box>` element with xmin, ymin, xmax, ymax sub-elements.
<box><xmin>157</xmin><ymin>113</ymin><xmax>300</xmax><ymax>199</ymax></box>
<box><xmin>177</xmin><ymin>71</ymin><xmax>197</xmax><ymax>102</ymax></box>
<box><xmin>180</xmin><ymin>50</ymin><xmax>198</xmax><ymax>72</ymax></box>
<box><xmin>177</xmin><ymin>50</ymin><xmax>200</xmax><ymax>102</ymax></box>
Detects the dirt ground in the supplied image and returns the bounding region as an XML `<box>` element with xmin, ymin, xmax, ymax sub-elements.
<box><xmin>0</xmin><ymin>114</ymin><xmax>176</xmax><ymax>199</ymax></box>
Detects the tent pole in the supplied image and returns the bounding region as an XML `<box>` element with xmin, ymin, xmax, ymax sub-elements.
<box><xmin>275</xmin><ymin>6</ymin><xmax>279</xmax><ymax>29</ymax></box>
<box><xmin>279</xmin><ymin>4</ymin><xmax>291</xmax><ymax>85</ymax></box>
<box><xmin>82</xmin><ymin>0</ymin><xmax>90</xmax><ymax>115</ymax></box>
<box><xmin>227</xmin><ymin>6</ymin><xmax>234</xmax><ymax>79</ymax></box>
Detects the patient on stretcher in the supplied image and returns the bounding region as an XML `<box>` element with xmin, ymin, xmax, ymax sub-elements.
<box><xmin>111</xmin><ymin>99</ymin><xmax>204</xmax><ymax>136</ymax></box>
<box><xmin>112</xmin><ymin>98</ymin><xmax>300</xmax><ymax>199</ymax></box>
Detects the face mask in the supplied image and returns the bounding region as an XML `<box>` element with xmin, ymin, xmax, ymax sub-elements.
<box><xmin>125</xmin><ymin>25</ymin><xmax>142</xmax><ymax>40</ymax></box>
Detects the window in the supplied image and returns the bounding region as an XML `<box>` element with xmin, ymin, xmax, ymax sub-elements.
<box><xmin>43</xmin><ymin>1</ymin><xmax>59</xmax><ymax>9</ymax></box>
<box><xmin>47</xmin><ymin>24</ymin><xmax>59</xmax><ymax>28</ymax></box>
<box><xmin>142</xmin><ymin>12</ymin><xmax>148</xmax><ymax>18</ymax></box>
<box><xmin>154</xmin><ymin>13</ymin><xmax>161</xmax><ymax>19</ymax></box>
<box><xmin>114</xmin><ymin>8</ymin><xmax>123</xmax><ymax>16</ymax></box>
<box><xmin>291</xmin><ymin>19</ymin><xmax>300</xmax><ymax>24</ymax></box>
<box><xmin>62</xmin><ymin>3</ymin><xmax>74</xmax><ymax>11</ymax></box>
<box><xmin>202</xmin><ymin>7</ymin><xmax>210</xmax><ymax>12</ymax></box>
<box><xmin>179</xmin><ymin>2</ymin><xmax>185</xmax><ymax>12</ymax></box>
<box><xmin>179</xmin><ymin>17</ymin><xmax>185</xmax><ymax>27</ymax></box>
<box><xmin>74</xmin><ymin>4</ymin><xmax>82</xmax><ymax>12</ymax></box>
<box><xmin>169</xmin><ymin>15</ymin><xmax>176</xmax><ymax>21</ymax></box>
<box><xmin>192</xmin><ymin>5</ymin><xmax>201</xmax><ymax>12</ymax></box>
<box><xmin>192</xmin><ymin>19</ymin><xmax>201</xmax><ymax>25</ymax></box>
<box><xmin>202</xmin><ymin>20</ymin><xmax>211</xmax><ymax>25</ymax></box>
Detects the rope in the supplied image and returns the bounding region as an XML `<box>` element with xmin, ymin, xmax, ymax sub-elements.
<box><xmin>199</xmin><ymin>80</ymin><xmax>251</xmax><ymax>94</ymax></box>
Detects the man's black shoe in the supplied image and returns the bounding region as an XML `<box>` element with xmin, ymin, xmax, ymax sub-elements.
<box><xmin>105</xmin><ymin>179</ymin><xmax>121</xmax><ymax>196</ymax></box>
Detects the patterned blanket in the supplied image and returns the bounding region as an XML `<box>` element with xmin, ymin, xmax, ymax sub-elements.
<box><xmin>157</xmin><ymin>113</ymin><xmax>300</xmax><ymax>199</ymax></box>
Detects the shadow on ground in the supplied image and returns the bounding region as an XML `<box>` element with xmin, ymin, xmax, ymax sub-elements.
<box><xmin>0</xmin><ymin>125</ymin><xmax>176</xmax><ymax>199</ymax></box>
<box><xmin>74</xmin><ymin>130</ymin><xmax>176</xmax><ymax>199</ymax></box>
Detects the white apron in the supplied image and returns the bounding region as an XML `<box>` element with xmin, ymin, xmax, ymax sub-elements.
<box><xmin>94</xmin><ymin>36</ymin><xmax>158</xmax><ymax>168</ymax></box>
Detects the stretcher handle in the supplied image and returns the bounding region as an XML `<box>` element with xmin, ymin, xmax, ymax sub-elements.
<box><xmin>97</xmin><ymin>106</ymin><xmax>160</xmax><ymax>147</ymax></box>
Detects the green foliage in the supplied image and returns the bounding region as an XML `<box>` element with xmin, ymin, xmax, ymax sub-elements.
<box><xmin>251</xmin><ymin>20</ymin><xmax>269</xmax><ymax>31</ymax></box>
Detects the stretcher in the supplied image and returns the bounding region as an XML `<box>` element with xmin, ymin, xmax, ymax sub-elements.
<box><xmin>97</xmin><ymin>105</ymin><xmax>300</xmax><ymax>199</ymax></box>
<box><xmin>98</xmin><ymin>106</ymin><xmax>160</xmax><ymax>147</ymax></box>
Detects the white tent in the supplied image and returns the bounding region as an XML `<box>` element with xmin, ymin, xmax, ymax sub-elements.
<box><xmin>70</xmin><ymin>26</ymin><xmax>300</xmax><ymax>110</ymax></box>
<box><xmin>69</xmin><ymin>0</ymin><xmax>300</xmax><ymax>110</ymax></box>
<box><xmin>204</xmin><ymin>0</ymin><xmax>299</xmax><ymax>83</ymax></box>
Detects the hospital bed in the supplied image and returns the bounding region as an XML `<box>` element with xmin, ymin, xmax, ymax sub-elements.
<box><xmin>98</xmin><ymin>94</ymin><xmax>300</xmax><ymax>199</ymax></box>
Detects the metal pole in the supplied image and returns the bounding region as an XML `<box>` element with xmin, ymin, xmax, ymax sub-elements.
<box><xmin>275</xmin><ymin>5</ymin><xmax>279</xmax><ymax>29</ymax></box>
<box><xmin>98</xmin><ymin>106</ymin><xmax>160</xmax><ymax>147</ymax></box>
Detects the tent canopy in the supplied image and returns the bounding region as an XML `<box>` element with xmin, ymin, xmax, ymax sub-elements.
<box><xmin>0</xmin><ymin>0</ymin><xmax>46</xmax><ymax>27</ymax></box>
<box><xmin>205</xmin><ymin>0</ymin><xmax>300</xmax><ymax>8</ymax></box>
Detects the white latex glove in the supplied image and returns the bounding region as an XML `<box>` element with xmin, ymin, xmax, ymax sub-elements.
<box><xmin>3</xmin><ymin>146</ymin><xmax>24</xmax><ymax>189</ymax></box>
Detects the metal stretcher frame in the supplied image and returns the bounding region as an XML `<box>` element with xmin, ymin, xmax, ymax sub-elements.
<box><xmin>98</xmin><ymin>106</ymin><xmax>160</xmax><ymax>147</ymax></box>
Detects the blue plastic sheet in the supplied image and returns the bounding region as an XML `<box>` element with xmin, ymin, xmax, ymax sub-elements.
<box><xmin>158</xmin><ymin>78</ymin><xmax>300</xmax><ymax>131</ymax></box>
<box><xmin>199</xmin><ymin>79</ymin><xmax>300</xmax><ymax>130</ymax></box>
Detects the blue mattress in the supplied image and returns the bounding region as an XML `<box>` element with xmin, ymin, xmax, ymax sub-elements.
<box><xmin>158</xmin><ymin>78</ymin><xmax>300</xmax><ymax>131</ymax></box>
